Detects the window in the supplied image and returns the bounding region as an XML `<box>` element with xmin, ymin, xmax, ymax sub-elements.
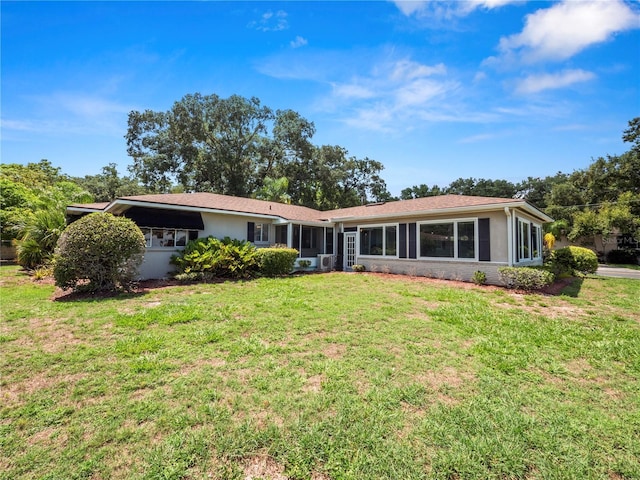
<box><xmin>325</xmin><ymin>228</ymin><xmax>334</xmax><ymax>254</ymax></box>
<box><xmin>254</xmin><ymin>223</ymin><xmax>270</xmax><ymax>243</ymax></box>
<box><xmin>359</xmin><ymin>225</ymin><xmax>397</xmax><ymax>257</ymax></box>
<box><xmin>275</xmin><ymin>225</ymin><xmax>288</xmax><ymax>245</ymax></box>
<box><xmin>140</xmin><ymin>228</ymin><xmax>199</xmax><ymax>248</ymax></box>
<box><xmin>516</xmin><ymin>217</ymin><xmax>542</xmax><ymax>262</ymax></box>
<box><xmin>419</xmin><ymin>219</ymin><xmax>477</xmax><ymax>260</ymax></box>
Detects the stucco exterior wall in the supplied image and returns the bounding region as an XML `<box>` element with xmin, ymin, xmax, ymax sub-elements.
<box><xmin>201</xmin><ymin>212</ymin><xmax>269</xmax><ymax>241</ymax></box>
<box><xmin>139</xmin><ymin>249</ymin><xmax>179</xmax><ymax>280</ymax></box>
<box><xmin>355</xmin><ymin>258</ymin><xmax>507</xmax><ymax>285</ymax></box>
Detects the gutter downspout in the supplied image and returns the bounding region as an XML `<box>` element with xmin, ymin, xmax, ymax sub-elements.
<box><xmin>505</xmin><ymin>207</ymin><xmax>513</xmax><ymax>266</ymax></box>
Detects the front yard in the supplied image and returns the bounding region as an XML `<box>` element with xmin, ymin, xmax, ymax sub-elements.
<box><xmin>1</xmin><ymin>265</ymin><xmax>639</xmax><ymax>479</ymax></box>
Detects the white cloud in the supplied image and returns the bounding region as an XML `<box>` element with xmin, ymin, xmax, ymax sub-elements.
<box><xmin>515</xmin><ymin>69</ymin><xmax>596</xmax><ymax>94</ymax></box>
<box><xmin>498</xmin><ymin>0</ymin><xmax>640</xmax><ymax>63</ymax></box>
<box><xmin>392</xmin><ymin>0</ymin><xmax>520</xmax><ymax>18</ymax></box>
<box><xmin>248</xmin><ymin>10</ymin><xmax>288</xmax><ymax>32</ymax></box>
<box><xmin>3</xmin><ymin>92</ymin><xmax>133</xmax><ymax>138</ymax></box>
<box><xmin>290</xmin><ymin>36</ymin><xmax>308</xmax><ymax>48</ymax></box>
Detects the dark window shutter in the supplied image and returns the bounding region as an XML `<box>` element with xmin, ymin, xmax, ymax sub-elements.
<box><xmin>247</xmin><ymin>222</ymin><xmax>255</xmax><ymax>242</ymax></box>
<box><xmin>478</xmin><ymin>218</ymin><xmax>491</xmax><ymax>262</ymax></box>
<box><xmin>408</xmin><ymin>223</ymin><xmax>417</xmax><ymax>259</ymax></box>
<box><xmin>398</xmin><ymin>223</ymin><xmax>407</xmax><ymax>258</ymax></box>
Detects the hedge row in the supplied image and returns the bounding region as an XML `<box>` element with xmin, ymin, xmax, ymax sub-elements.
<box><xmin>498</xmin><ymin>266</ymin><xmax>555</xmax><ymax>291</ymax></box>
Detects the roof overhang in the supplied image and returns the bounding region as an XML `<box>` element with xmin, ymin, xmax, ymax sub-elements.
<box><xmin>329</xmin><ymin>201</ymin><xmax>553</xmax><ymax>224</ymax></box>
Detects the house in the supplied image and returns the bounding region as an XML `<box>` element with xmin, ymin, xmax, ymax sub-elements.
<box><xmin>67</xmin><ymin>192</ymin><xmax>552</xmax><ymax>284</ymax></box>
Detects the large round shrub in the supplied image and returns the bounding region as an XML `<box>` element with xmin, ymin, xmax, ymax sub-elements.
<box><xmin>54</xmin><ymin>213</ymin><xmax>146</xmax><ymax>292</ymax></box>
<box><xmin>551</xmin><ymin>246</ymin><xmax>598</xmax><ymax>276</ymax></box>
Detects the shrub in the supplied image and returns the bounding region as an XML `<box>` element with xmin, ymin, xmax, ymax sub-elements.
<box><xmin>256</xmin><ymin>247</ymin><xmax>299</xmax><ymax>277</ymax></box>
<box><xmin>352</xmin><ymin>264</ymin><xmax>366</xmax><ymax>272</ymax></box>
<box><xmin>171</xmin><ymin>236</ymin><xmax>259</xmax><ymax>279</ymax></box>
<box><xmin>498</xmin><ymin>267</ymin><xmax>555</xmax><ymax>291</ymax></box>
<box><xmin>606</xmin><ymin>249</ymin><xmax>639</xmax><ymax>265</ymax></box>
<box><xmin>550</xmin><ymin>246</ymin><xmax>598</xmax><ymax>275</ymax></box>
<box><xmin>472</xmin><ymin>270</ymin><xmax>487</xmax><ymax>285</ymax></box>
<box><xmin>54</xmin><ymin>213</ymin><xmax>146</xmax><ymax>293</ymax></box>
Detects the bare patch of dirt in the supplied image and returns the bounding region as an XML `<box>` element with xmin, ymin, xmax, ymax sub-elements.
<box><xmin>12</xmin><ymin>317</ymin><xmax>84</xmax><ymax>354</ymax></box>
<box><xmin>412</xmin><ymin>367</ymin><xmax>476</xmax><ymax>405</ymax></box>
<box><xmin>303</xmin><ymin>374</ymin><xmax>324</xmax><ymax>393</ymax></box>
<box><xmin>242</xmin><ymin>455</ymin><xmax>287</xmax><ymax>480</ymax></box>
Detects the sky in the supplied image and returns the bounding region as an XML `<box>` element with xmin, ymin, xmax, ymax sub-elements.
<box><xmin>2</xmin><ymin>1</ymin><xmax>639</xmax><ymax>197</ymax></box>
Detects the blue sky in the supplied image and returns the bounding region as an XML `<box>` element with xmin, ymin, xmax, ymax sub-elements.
<box><xmin>2</xmin><ymin>1</ymin><xmax>639</xmax><ymax>196</ymax></box>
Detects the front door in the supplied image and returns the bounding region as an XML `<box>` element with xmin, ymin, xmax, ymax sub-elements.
<box><xmin>344</xmin><ymin>232</ymin><xmax>357</xmax><ymax>271</ymax></box>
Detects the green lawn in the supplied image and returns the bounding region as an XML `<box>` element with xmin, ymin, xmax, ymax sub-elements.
<box><xmin>1</xmin><ymin>265</ymin><xmax>639</xmax><ymax>480</ymax></box>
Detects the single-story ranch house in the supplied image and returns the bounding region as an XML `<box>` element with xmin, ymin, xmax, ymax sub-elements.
<box><xmin>67</xmin><ymin>193</ymin><xmax>553</xmax><ymax>285</ymax></box>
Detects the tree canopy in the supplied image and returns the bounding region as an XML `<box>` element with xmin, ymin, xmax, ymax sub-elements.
<box><xmin>125</xmin><ymin>93</ymin><xmax>390</xmax><ymax>209</ymax></box>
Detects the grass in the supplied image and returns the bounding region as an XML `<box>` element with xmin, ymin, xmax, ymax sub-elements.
<box><xmin>1</xmin><ymin>264</ymin><xmax>639</xmax><ymax>479</ymax></box>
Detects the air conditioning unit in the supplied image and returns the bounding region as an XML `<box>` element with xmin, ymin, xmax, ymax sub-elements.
<box><xmin>317</xmin><ymin>254</ymin><xmax>334</xmax><ymax>272</ymax></box>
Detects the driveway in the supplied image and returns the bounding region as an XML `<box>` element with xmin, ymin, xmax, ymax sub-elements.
<box><xmin>596</xmin><ymin>265</ymin><xmax>640</xmax><ymax>279</ymax></box>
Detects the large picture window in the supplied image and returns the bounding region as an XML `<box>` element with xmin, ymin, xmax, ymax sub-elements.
<box><xmin>419</xmin><ymin>219</ymin><xmax>477</xmax><ymax>260</ymax></box>
<box><xmin>360</xmin><ymin>225</ymin><xmax>397</xmax><ymax>256</ymax></box>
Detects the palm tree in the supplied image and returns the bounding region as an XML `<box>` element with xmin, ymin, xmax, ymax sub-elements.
<box><xmin>16</xmin><ymin>208</ymin><xmax>66</xmax><ymax>269</ymax></box>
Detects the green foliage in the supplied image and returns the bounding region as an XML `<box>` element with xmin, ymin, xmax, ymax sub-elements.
<box><xmin>54</xmin><ymin>213</ymin><xmax>146</xmax><ymax>292</ymax></box>
<box><xmin>126</xmin><ymin>93</ymin><xmax>390</xmax><ymax>208</ymax></box>
<box><xmin>16</xmin><ymin>208</ymin><xmax>67</xmax><ymax>269</ymax></box>
<box><xmin>352</xmin><ymin>264</ymin><xmax>366</xmax><ymax>272</ymax></box>
<box><xmin>1</xmin><ymin>160</ymin><xmax>92</xmax><ymax>241</ymax></box>
<box><xmin>606</xmin><ymin>249</ymin><xmax>639</xmax><ymax>265</ymax></box>
<box><xmin>73</xmin><ymin>162</ymin><xmax>147</xmax><ymax>202</ymax></box>
<box><xmin>254</xmin><ymin>247</ymin><xmax>299</xmax><ymax>276</ymax></box>
<box><xmin>17</xmin><ymin>238</ymin><xmax>47</xmax><ymax>270</ymax></box>
<box><xmin>550</xmin><ymin>246</ymin><xmax>599</xmax><ymax>276</ymax></box>
<box><xmin>472</xmin><ymin>270</ymin><xmax>487</xmax><ymax>285</ymax></box>
<box><xmin>498</xmin><ymin>266</ymin><xmax>555</xmax><ymax>291</ymax></box>
<box><xmin>171</xmin><ymin>236</ymin><xmax>259</xmax><ymax>279</ymax></box>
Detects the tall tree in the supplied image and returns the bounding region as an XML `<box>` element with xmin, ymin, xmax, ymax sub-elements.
<box><xmin>400</xmin><ymin>184</ymin><xmax>443</xmax><ymax>200</ymax></box>
<box><xmin>444</xmin><ymin>177</ymin><xmax>517</xmax><ymax>198</ymax></box>
<box><xmin>126</xmin><ymin>93</ymin><xmax>389</xmax><ymax>209</ymax></box>
<box><xmin>74</xmin><ymin>163</ymin><xmax>147</xmax><ymax>202</ymax></box>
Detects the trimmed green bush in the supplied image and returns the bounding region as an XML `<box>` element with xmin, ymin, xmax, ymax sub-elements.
<box><xmin>352</xmin><ymin>264</ymin><xmax>366</xmax><ymax>272</ymax></box>
<box><xmin>606</xmin><ymin>249</ymin><xmax>639</xmax><ymax>265</ymax></box>
<box><xmin>171</xmin><ymin>236</ymin><xmax>259</xmax><ymax>279</ymax></box>
<box><xmin>550</xmin><ymin>246</ymin><xmax>598</xmax><ymax>275</ymax></box>
<box><xmin>498</xmin><ymin>267</ymin><xmax>555</xmax><ymax>291</ymax></box>
<box><xmin>54</xmin><ymin>213</ymin><xmax>146</xmax><ymax>293</ymax></box>
<box><xmin>472</xmin><ymin>270</ymin><xmax>487</xmax><ymax>285</ymax></box>
<box><xmin>255</xmin><ymin>247</ymin><xmax>299</xmax><ymax>277</ymax></box>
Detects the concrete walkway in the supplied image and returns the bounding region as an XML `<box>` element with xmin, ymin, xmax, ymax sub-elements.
<box><xmin>596</xmin><ymin>265</ymin><xmax>640</xmax><ymax>280</ymax></box>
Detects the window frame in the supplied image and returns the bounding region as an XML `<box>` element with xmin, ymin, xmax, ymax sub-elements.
<box><xmin>140</xmin><ymin>227</ymin><xmax>199</xmax><ymax>248</ymax></box>
<box><xmin>358</xmin><ymin>223</ymin><xmax>399</xmax><ymax>258</ymax></box>
<box><xmin>515</xmin><ymin>216</ymin><xmax>542</xmax><ymax>263</ymax></box>
<box><xmin>417</xmin><ymin>218</ymin><xmax>479</xmax><ymax>261</ymax></box>
<box><xmin>254</xmin><ymin>222</ymin><xmax>270</xmax><ymax>244</ymax></box>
